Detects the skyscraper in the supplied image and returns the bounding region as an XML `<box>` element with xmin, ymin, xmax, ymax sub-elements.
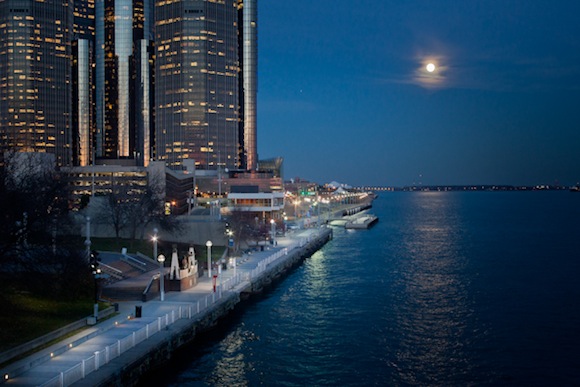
<box><xmin>1</xmin><ymin>0</ymin><xmax>258</xmax><ymax>172</ymax></box>
<box><xmin>72</xmin><ymin>0</ymin><xmax>95</xmax><ymax>166</ymax></box>
<box><xmin>95</xmin><ymin>0</ymin><xmax>154</xmax><ymax>165</ymax></box>
<box><xmin>238</xmin><ymin>0</ymin><xmax>258</xmax><ymax>171</ymax></box>
<box><xmin>155</xmin><ymin>0</ymin><xmax>241</xmax><ymax>171</ymax></box>
<box><xmin>0</xmin><ymin>0</ymin><xmax>74</xmax><ymax>166</ymax></box>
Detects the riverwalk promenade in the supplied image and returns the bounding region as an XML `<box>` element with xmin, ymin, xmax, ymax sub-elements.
<box><xmin>2</xmin><ymin>227</ymin><xmax>332</xmax><ymax>387</ymax></box>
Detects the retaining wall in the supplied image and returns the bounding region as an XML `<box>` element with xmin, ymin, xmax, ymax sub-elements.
<box><xmin>84</xmin><ymin>228</ymin><xmax>333</xmax><ymax>387</ymax></box>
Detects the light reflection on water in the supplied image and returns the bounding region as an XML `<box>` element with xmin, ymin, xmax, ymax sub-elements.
<box><xmin>390</xmin><ymin>193</ymin><xmax>474</xmax><ymax>385</ymax></box>
<box><xmin>158</xmin><ymin>192</ymin><xmax>580</xmax><ymax>386</ymax></box>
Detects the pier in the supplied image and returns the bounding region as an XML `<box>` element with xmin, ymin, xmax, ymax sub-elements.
<box><xmin>327</xmin><ymin>208</ymin><xmax>379</xmax><ymax>229</ymax></box>
<box><xmin>345</xmin><ymin>214</ymin><xmax>378</xmax><ymax>229</ymax></box>
<box><xmin>0</xmin><ymin>227</ymin><xmax>332</xmax><ymax>387</ymax></box>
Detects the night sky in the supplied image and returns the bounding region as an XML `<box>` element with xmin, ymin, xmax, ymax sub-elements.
<box><xmin>257</xmin><ymin>1</ymin><xmax>580</xmax><ymax>187</ymax></box>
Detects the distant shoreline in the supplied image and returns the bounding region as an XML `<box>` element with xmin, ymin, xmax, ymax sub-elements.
<box><xmin>357</xmin><ymin>185</ymin><xmax>575</xmax><ymax>192</ymax></box>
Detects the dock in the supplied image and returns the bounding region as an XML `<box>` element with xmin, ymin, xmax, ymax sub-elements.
<box><xmin>345</xmin><ymin>214</ymin><xmax>378</xmax><ymax>229</ymax></box>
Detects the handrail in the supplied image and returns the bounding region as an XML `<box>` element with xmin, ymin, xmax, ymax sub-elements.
<box><xmin>121</xmin><ymin>254</ymin><xmax>148</xmax><ymax>271</ymax></box>
<box><xmin>142</xmin><ymin>273</ymin><xmax>160</xmax><ymax>302</ymax></box>
<box><xmin>135</xmin><ymin>251</ymin><xmax>157</xmax><ymax>265</ymax></box>
<box><xmin>99</xmin><ymin>263</ymin><xmax>124</xmax><ymax>280</ymax></box>
<box><xmin>40</xmin><ymin>306</ymin><xmax>189</xmax><ymax>387</ymax></box>
<box><xmin>32</xmin><ymin>228</ymin><xmax>332</xmax><ymax>387</ymax></box>
<box><xmin>99</xmin><ymin>262</ymin><xmax>122</xmax><ymax>275</ymax></box>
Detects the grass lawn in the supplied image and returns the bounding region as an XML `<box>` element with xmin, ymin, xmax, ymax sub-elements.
<box><xmin>84</xmin><ymin>237</ymin><xmax>153</xmax><ymax>255</ymax></box>
<box><xmin>86</xmin><ymin>237</ymin><xmax>226</xmax><ymax>261</ymax></box>
<box><xmin>0</xmin><ymin>237</ymin><xmax>227</xmax><ymax>355</ymax></box>
<box><xmin>0</xmin><ymin>291</ymin><xmax>98</xmax><ymax>353</ymax></box>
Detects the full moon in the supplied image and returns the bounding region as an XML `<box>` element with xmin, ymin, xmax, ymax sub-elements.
<box><xmin>426</xmin><ymin>63</ymin><xmax>436</xmax><ymax>72</ymax></box>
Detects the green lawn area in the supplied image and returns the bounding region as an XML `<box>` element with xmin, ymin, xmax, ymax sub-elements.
<box><xmin>85</xmin><ymin>237</ymin><xmax>153</xmax><ymax>255</ymax></box>
<box><xmin>86</xmin><ymin>237</ymin><xmax>226</xmax><ymax>260</ymax></box>
<box><xmin>0</xmin><ymin>291</ymin><xmax>98</xmax><ymax>353</ymax></box>
<box><xmin>0</xmin><ymin>237</ymin><xmax>226</xmax><ymax>355</ymax></box>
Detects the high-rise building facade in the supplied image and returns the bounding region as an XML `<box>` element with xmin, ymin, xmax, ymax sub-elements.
<box><xmin>1</xmin><ymin>0</ymin><xmax>258</xmax><ymax>172</ymax></box>
<box><xmin>238</xmin><ymin>0</ymin><xmax>257</xmax><ymax>171</ymax></box>
<box><xmin>95</xmin><ymin>0</ymin><xmax>154</xmax><ymax>165</ymax></box>
<box><xmin>72</xmin><ymin>0</ymin><xmax>95</xmax><ymax>166</ymax></box>
<box><xmin>0</xmin><ymin>0</ymin><xmax>74</xmax><ymax>166</ymax></box>
<box><xmin>155</xmin><ymin>0</ymin><xmax>240</xmax><ymax>171</ymax></box>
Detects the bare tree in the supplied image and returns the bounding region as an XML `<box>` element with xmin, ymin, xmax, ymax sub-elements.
<box><xmin>225</xmin><ymin>210</ymin><xmax>268</xmax><ymax>254</ymax></box>
<box><xmin>0</xmin><ymin>152</ymin><xmax>89</xmax><ymax>297</ymax></box>
<box><xmin>96</xmin><ymin>173</ymin><xmax>182</xmax><ymax>242</ymax></box>
<box><xmin>96</xmin><ymin>191</ymin><xmax>131</xmax><ymax>239</ymax></box>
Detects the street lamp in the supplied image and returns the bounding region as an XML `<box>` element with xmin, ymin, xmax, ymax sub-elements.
<box><xmin>206</xmin><ymin>240</ymin><xmax>213</xmax><ymax>278</ymax></box>
<box><xmin>152</xmin><ymin>228</ymin><xmax>158</xmax><ymax>260</ymax></box>
<box><xmin>90</xmin><ymin>250</ymin><xmax>100</xmax><ymax>318</ymax></box>
<box><xmin>270</xmin><ymin>219</ymin><xmax>276</xmax><ymax>245</ymax></box>
<box><xmin>85</xmin><ymin>216</ymin><xmax>91</xmax><ymax>262</ymax></box>
<box><xmin>157</xmin><ymin>254</ymin><xmax>165</xmax><ymax>301</ymax></box>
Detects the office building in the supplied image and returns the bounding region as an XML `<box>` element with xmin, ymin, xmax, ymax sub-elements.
<box><xmin>95</xmin><ymin>0</ymin><xmax>154</xmax><ymax>165</ymax></box>
<box><xmin>155</xmin><ymin>0</ymin><xmax>243</xmax><ymax>171</ymax></box>
<box><xmin>0</xmin><ymin>0</ymin><xmax>74</xmax><ymax>166</ymax></box>
<box><xmin>2</xmin><ymin>0</ymin><xmax>259</xmax><ymax>175</ymax></box>
<box><xmin>72</xmin><ymin>0</ymin><xmax>95</xmax><ymax>166</ymax></box>
<box><xmin>238</xmin><ymin>0</ymin><xmax>258</xmax><ymax>171</ymax></box>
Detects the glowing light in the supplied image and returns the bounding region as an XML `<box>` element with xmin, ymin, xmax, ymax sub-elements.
<box><xmin>426</xmin><ymin>63</ymin><xmax>436</xmax><ymax>72</ymax></box>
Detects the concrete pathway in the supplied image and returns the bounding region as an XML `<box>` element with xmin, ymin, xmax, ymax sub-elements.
<box><xmin>1</xmin><ymin>228</ymin><xmax>323</xmax><ymax>387</ymax></box>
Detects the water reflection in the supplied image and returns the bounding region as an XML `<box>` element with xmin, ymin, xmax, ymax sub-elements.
<box><xmin>392</xmin><ymin>193</ymin><xmax>473</xmax><ymax>384</ymax></box>
<box><xmin>205</xmin><ymin>327</ymin><xmax>259</xmax><ymax>386</ymax></box>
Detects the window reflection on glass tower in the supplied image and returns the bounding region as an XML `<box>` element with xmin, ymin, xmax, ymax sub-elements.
<box><xmin>155</xmin><ymin>0</ymin><xmax>241</xmax><ymax>171</ymax></box>
<box><xmin>0</xmin><ymin>0</ymin><xmax>74</xmax><ymax>166</ymax></box>
<box><xmin>72</xmin><ymin>0</ymin><xmax>95</xmax><ymax>166</ymax></box>
<box><xmin>238</xmin><ymin>0</ymin><xmax>258</xmax><ymax>171</ymax></box>
<box><xmin>95</xmin><ymin>0</ymin><xmax>154</xmax><ymax>165</ymax></box>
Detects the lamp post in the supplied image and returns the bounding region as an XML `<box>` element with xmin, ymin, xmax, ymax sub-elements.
<box><xmin>157</xmin><ymin>254</ymin><xmax>165</xmax><ymax>301</ymax></box>
<box><xmin>152</xmin><ymin>228</ymin><xmax>158</xmax><ymax>260</ymax></box>
<box><xmin>85</xmin><ymin>216</ymin><xmax>91</xmax><ymax>262</ymax></box>
<box><xmin>270</xmin><ymin>219</ymin><xmax>276</xmax><ymax>245</ymax></box>
<box><xmin>206</xmin><ymin>240</ymin><xmax>213</xmax><ymax>278</ymax></box>
<box><xmin>90</xmin><ymin>250</ymin><xmax>100</xmax><ymax>318</ymax></box>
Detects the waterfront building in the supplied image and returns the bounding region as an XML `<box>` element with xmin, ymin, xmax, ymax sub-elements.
<box><xmin>0</xmin><ymin>0</ymin><xmax>74</xmax><ymax>166</ymax></box>
<box><xmin>226</xmin><ymin>188</ymin><xmax>285</xmax><ymax>221</ymax></box>
<box><xmin>165</xmin><ymin>168</ymin><xmax>283</xmax><ymax>216</ymax></box>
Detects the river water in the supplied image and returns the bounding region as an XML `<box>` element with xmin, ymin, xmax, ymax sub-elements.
<box><xmin>151</xmin><ymin>191</ymin><xmax>580</xmax><ymax>386</ymax></box>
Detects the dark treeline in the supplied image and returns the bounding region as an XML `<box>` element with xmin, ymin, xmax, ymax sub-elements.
<box><xmin>0</xmin><ymin>152</ymin><xmax>91</xmax><ymax>299</ymax></box>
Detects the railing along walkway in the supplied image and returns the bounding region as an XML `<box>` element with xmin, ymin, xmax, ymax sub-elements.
<box><xmin>25</xmin><ymin>229</ymin><xmax>325</xmax><ymax>387</ymax></box>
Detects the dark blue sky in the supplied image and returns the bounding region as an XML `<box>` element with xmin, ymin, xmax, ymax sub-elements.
<box><xmin>257</xmin><ymin>1</ymin><xmax>580</xmax><ymax>187</ymax></box>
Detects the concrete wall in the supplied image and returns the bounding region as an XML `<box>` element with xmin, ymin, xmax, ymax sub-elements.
<box><xmin>82</xmin><ymin>229</ymin><xmax>333</xmax><ymax>387</ymax></box>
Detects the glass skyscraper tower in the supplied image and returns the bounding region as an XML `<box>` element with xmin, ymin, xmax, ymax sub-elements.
<box><xmin>0</xmin><ymin>0</ymin><xmax>74</xmax><ymax>166</ymax></box>
<box><xmin>72</xmin><ymin>0</ymin><xmax>95</xmax><ymax>166</ymax></box>
<box><xmin>155</xmin><ymin>0</ymin><xmax>247</xmax><ymax>171</ymax></box>
<box><xmin>95</xmin><ymin>0</ymin><xmax>154</xmax><ymax>165</ymax></box>
<box><xmin>1</xmin><ymin>0</ymin><xmax>257</xmax><ymax>171</ymax></box>
<box><xmin>238</xmin><ymin>0</ymin><xmax>257</xmax><ymax>171</ymax></box>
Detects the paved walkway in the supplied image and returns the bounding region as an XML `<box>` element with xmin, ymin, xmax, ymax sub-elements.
<box><xmin>2</xmin><ymin>228</ymin><xmax>325</xmax><ymax>387</ymax></box>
